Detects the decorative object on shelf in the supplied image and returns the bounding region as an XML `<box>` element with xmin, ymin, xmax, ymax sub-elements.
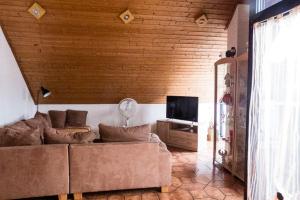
<box><xmin>28</xmin><ymin>2</ymin><xmax>46</xmax><ymax>20</ymax></box>
<box><xmin>226</xmin><ymin>47</ymin><xmax>236</xmax><ymax>58</ymax></box>
<box><xmin>195</xmin><ymin>13</ymin><xmax>208</xmax><ymax>26</ymax></box>
<box><xmin>118</xmin><ymin>98</ymin><xmax>138</xmax><ymax>127</ymax></box>
<box><xmin>222</xmin><ymin>93</ymin><xmax>233</xmax><ymax>106</ymax></box>
<box><xmin>207</xmin><ymin>122</ymin><xmax>214</xmax><ymax>141</ymax></box>
<box><xmin>36</xmin><ymin>86</ymin><xmax>51</xmax><ymax>111</ymax></box>
<box><xmin>224</xmin><ymin>73</ymin><xmax>233</xmax><ymax>87</ymax></box>
<box><xmin>119</xmin><ymin>9</ymin><xmax>134</xmax><ymax>24</ymax></box>
<box><xmin>218</xmin><ymin>149</ymin><xmax>227</xmax><ymax>164</ymax></box>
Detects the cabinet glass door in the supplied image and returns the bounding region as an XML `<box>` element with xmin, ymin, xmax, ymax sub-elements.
<box><xmin>233</xmin><ymin>58</ymin><xmax>248</xmax><ymax>180</ymax></box>
<box><xmin>214</xmin><ymin>59</ymin><xmax>236</xmax><ymax>172</ymax></box>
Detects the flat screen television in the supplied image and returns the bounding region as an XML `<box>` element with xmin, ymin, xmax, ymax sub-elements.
<box><xmin>166</xmin><ymin>96</ymin><xmax>199</xmax><ymax>122</ymax></box>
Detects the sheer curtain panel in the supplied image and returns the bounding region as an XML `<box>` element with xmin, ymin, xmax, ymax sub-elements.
<box><xmin>248</xmin><ymin>6</ymin><xmax>300</xmax><ymax>200</ymax></box>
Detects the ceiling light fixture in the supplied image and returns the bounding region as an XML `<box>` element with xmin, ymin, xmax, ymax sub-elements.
<box><xmin>28</xmin><ymin>2</ymin><xmax>46</xmax><ymax>20</ymax></box>
<box><xmin>119</xmin><ymin>9</ymin><xmax>134</xmax><ymax>24</ymax></box>
<box><xmin>195</xmin><ymin>14</ymin><xmax>208</xmax><ymax>26</ymax></box>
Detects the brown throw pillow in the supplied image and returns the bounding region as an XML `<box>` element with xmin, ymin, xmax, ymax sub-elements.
<box><xmin>0</xmin><ymin>128</ymin><xmax>7</xmax><ymax>146</ymax></box>
<box><xmin>44</xmin><ymin>128</ymin><xmax>96</xmax><ymax>144</ymax></box>
<box><xmin>25</xmin><ymin>118</ymin><xmax>44</xmax><ymax>130</ymax></box>
<box><xmin>66</xmin><ymin>110</ymin><xmax>88</xmax><ymax>127</ymax></box>
<box><xmin>24</xmin><ymin>117</ymin><xmax>49</xmax><ymax>143</ymax></box>
<box><xmin>35</xmin><ymin>112</ymin><xmax>52</xmax><ymax>127</ymax></box>
<box><xmin>48</xmin><ymin>110</ymin><xmax>66</xmax><ymax>128</ymax></box>
<box><xmin>99</xmin><ymin>123</ymin><xmax>151</xmax><ymax>142</ymax></box>
<box><xmin>0</xmin><ymin>127</ymin><xmax>42</xmax><ymax>147</ymax></box>
<box><xmin>4</xmin><ymin>121</ymin><xmax>31</xmax><ymax>132</ymax></box>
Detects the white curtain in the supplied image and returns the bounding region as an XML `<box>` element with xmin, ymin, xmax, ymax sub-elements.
<box><xmin>248</xmin><ymin>6</ymin><xmax>300</xmax><ymax>200</ymax></box>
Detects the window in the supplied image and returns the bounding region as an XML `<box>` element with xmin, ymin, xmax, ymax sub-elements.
<box><xmin>256</xmin><ymin>0</ymin><xmax>282</xmax><ymax>12</ymax></box>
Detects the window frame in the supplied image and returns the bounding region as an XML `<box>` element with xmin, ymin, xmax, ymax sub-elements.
<box><xmin>245</xmin><ymin>0</ymin><xmax>300</xmax><ymax>199</ymax></box>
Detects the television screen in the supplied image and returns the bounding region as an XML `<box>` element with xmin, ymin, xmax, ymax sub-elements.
<box><xmin>166</xmin><ymin>96</ymin><xmax>198</xmax><ymax>122</ymax></box>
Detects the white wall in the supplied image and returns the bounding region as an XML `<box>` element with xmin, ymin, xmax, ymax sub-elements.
<box><xmin>39</xmin><ymin>103</ymin><xmax>214</xmax><ymax>135</ymax></box>
<box><xmin>0</xmin><ymin>26</ymin><xmax>35</xmax><ymax>126</ymax></box>
<box><xmin>228</xmin><ymin>4</ymin><xmax>250</xmax><ymax>56</ymax></box>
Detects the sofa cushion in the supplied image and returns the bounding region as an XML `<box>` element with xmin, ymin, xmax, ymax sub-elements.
<box><xmin>66</xmin><ymin>110</ymin><xmax>88</xmax><ymax>127</ymax></box>
<box><xmin>44</xmin><ymin>128</ymin><xmax>96</xmax><ymax>144</ymax></box>
<box><xmin>0</xmin><ymin>127</ymin><xmax>42</xmax><ymax>147</ymax></box>
<box><xmin>49</xmin><ymin>110</ymin><xmax>66</xmax><ymax>128</ymax></box>
<box><xmin>35</xmin><ymin>112</ymin><xmax>52</xmax><ymax>128</ymax></box>
<box><xmin>99</xmin><ymin>124</ymin><xmax>151</xmax><ymax>142</ymax></box>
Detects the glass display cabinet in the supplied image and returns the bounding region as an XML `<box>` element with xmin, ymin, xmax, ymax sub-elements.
<box><xmin>213</xmin><ymin>53</ymin><xmax>248</xmax><ymax>181</ymax></box>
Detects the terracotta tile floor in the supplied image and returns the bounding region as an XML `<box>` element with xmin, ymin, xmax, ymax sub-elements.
<box><xmin>24</xmin><ymin>142</ymin><xmax>244</xmax><ymax>200</ymax></box>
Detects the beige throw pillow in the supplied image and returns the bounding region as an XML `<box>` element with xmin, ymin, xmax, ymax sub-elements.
<box><xmin>99</xmin><ymin>123</ymin><xmax>151</xmax><ymax>142</ymax></box>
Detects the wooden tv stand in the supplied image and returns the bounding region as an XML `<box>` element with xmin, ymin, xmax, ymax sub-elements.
<box><xmin>156</xmin><ymin>120</ymin><xmax>198</xmax><ymax>151</ymax></box>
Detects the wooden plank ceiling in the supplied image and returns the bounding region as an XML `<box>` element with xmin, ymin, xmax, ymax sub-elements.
<box><xmin>0</xmin><ymin>0</ymin><xmax>244</xmax><ymax>104</ymax></box>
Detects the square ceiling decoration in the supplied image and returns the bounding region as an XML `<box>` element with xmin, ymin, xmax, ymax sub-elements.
<box><xmin>119</xmin><ymin>9</ymin><xmax>134</xmax><ymax>24</ymax></box>
<box><xmin>28</xmin><ymin>2</ymin><xmax>46</xmax><ymax>20</ymax></box>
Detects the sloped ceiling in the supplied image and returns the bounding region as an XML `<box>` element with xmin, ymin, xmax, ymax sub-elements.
<box><xmin>0</xmin><ymin>0</ymin><xmax>246</xmax><ymax>104</ymax></box>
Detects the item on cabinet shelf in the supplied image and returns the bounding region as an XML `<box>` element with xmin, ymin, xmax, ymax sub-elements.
<box><xmin>218</xmin><ymin>149</ymin><xmax>227</xmax><ymax>164</ymax></box>
<box><xmin>226</xmin><ymin>47</ymin><xmax>236</xmax><ymax>58</ymax></box>
<box><xmin>224</xmin><ymin>73</ymin><xmax>233</xmax><ymax>87</ymax></box>
<box><xmin>207</xmin><ymin>122</ymin><xmax>214</xmax><ymax>141</ymax></box>
<box><xmin>222</xmin><ymin>93</ymin><xmax>233</xmax><ymax>106</ymax></box>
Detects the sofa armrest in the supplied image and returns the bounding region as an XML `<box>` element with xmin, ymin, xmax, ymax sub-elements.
<box><xmin>159</xmin><ymin>149</ymin><xmax>172</xmax><ymax>186</ymax></box>
<box><xmin>0</xmin><ymin>144</ymin><xmax>69</xmax><ymax>200</ymax></box>
<box><xmin>70</xmin><ymin>142</ymin><xmax>164</xmax><ymax>193</ymax></box>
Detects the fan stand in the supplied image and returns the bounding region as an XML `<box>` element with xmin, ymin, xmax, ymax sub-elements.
<box><xmin>125</xmin><ymin>117</ymin><xmax>130</xmax><ymax>127</ymax></box>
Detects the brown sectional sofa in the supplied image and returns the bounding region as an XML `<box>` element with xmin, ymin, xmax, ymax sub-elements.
<box><xmin>0</xmin><ymin>111</ymin><xmax>172</xmax><ymax>200</ymax></box>
<box><xmin>0</xmin><ymin>142</ymin><xmax>171</xmax><ymax>200</ymax></box>
<box><xmin>0</xmin><ymin>144</ymin><xmax>69</xmax><ymax>200</ymax></box>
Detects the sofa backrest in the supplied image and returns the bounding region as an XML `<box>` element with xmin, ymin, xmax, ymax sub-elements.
<box><xmin>69</xmin><ymin>142</ymin><xmax>160</xmax><ymax>193</ymax></box>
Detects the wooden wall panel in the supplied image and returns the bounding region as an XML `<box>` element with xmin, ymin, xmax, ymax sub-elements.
<box><xmin>0</xmin><ymin>0</ymin><xmax>238</xmax><ymax>104</ymax></box>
